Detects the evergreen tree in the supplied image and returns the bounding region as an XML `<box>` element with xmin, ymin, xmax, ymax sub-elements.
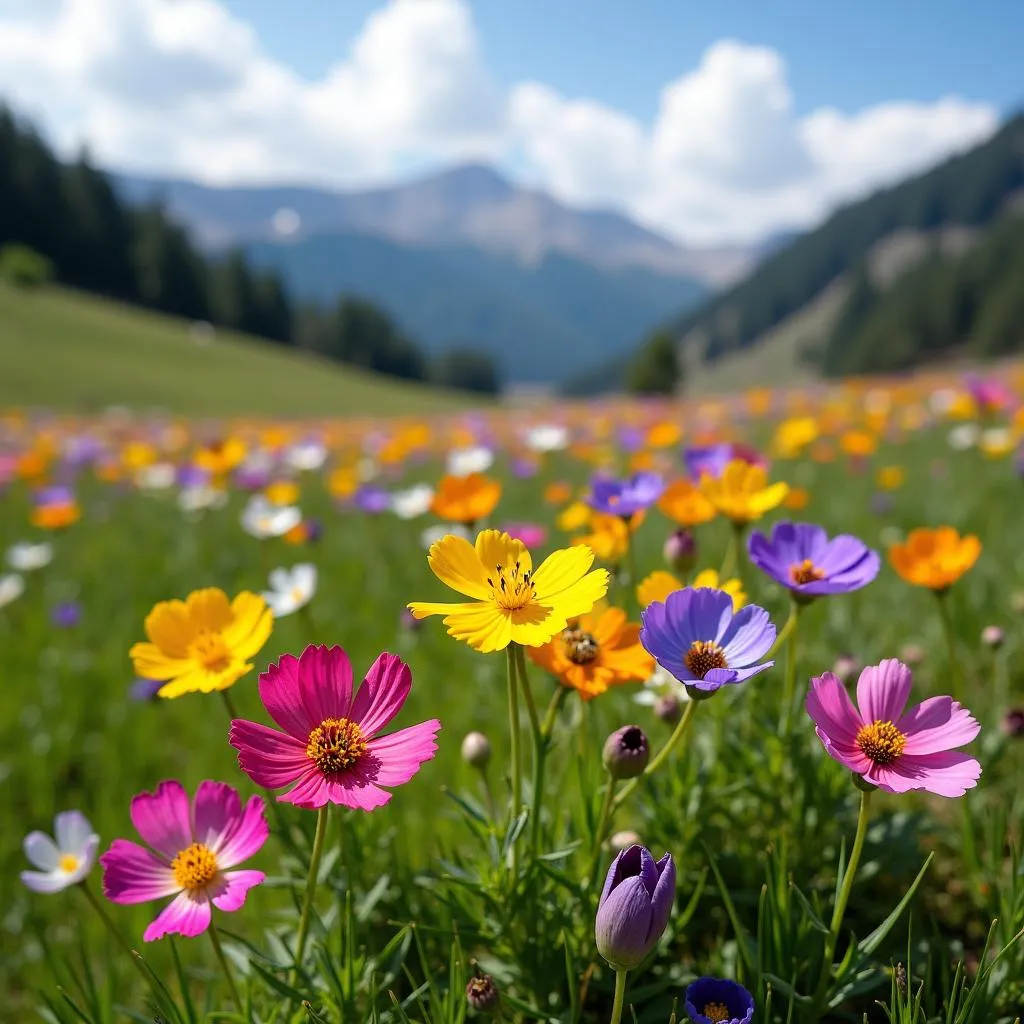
<box><xmin>628</xmin><ymin>329</ymin><xmax>681</xmax><ymax>394</ymax></box>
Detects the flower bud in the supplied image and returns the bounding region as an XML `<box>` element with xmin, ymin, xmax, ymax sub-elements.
<box><xmin>1001</xmin><ymin>708</ymin><xmax>1024</xmax><ymax>738</ymax></box>
<box><xmin>465</xmin><ymin>973</ymin><xmax>499</xmax><ymax>1012</ymax></box>
<box><xmin>832</xmin><ymin>654</ymin><xmax>860</xmax><ymax>685</ymax></box>
<box><xmin>981</xmin><ymin>625</ymin><xmax>1004</xmax><ymax>649</ymax></box>
<box><xmin>663</xmin><ymin>528</ymin><xmax>697</xmax><ymax>574</ymax></box>
<box><xmin>595</xmin><ymin>845</ymin><xmax>675</xmax><ymax>970</ymax></box>
<box><xmin>610</xmin><ymin>830</ymin><xmax>641</xmax><ymax>852</ymax></box>
<box><xmin>461</xmin><ymin>731</ymin><xmax>492</xmax><ymax>769</ymax></box>
<box><xmin>603</xmin><ymin>726</ymin><xmax>649</xmax><ymax>779</ymax></box>
<box><xmin>653</xmin><ymin>693</ymin><xmax>683</xmax><ymax>725</ymax></box>
<box><xmin>898</xmin><ymin>642</ymin><xmax>925</xmax><ymax>666</ymax></box>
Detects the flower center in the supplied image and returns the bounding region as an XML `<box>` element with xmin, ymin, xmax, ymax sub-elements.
<box><xmin>562</xmin><ymin>627</ymin><xmax>599</xmax><ymax>664</ymax></box>
<box><xmin>189</xmin><ymin>630</ymin><xmax>232</xmax><ymax>672</ymax></box>
<box><xmin>684</xmin><ymin>640</ymin><xmax>728</xmax><ymax>679</ymax></box>
<box><xmin>702</xmin><ymin>1003</ymin><xmax>731</xmax><ymax>1023</ymax></box>
<box><xmin>306</xmin><ymin>717</ymin><xmax>368</xmax><ymax>774</ymax></box>
<box><xmin>290</xmin><ymin>586</ymin><xmax>306</xmax><ymax>604</ymax></box>
<box><xmin>486</xmin><ymin>561</ymin><xmax>535</xmax><ymax>611</ymax></box>
<box><xmin>58</xmin><ymin>853</ymin><xmax>79</xmax><ymax>873</ymax></box>
<box><xmin>856</xmin><ymin>719</ymin><xmax>907</xmax><ymax>764</ymax></box>
<box><xmin>789</xmin><ymin>559</ymin><xmax>827</xmax><ymax>585</ymax></box>
<box><xmin>171</xmin><ymin>842</ymin><xmax>218</xmax><ymax>890</ymax></box>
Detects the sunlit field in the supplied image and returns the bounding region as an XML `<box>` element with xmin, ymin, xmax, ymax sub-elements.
<box><xmin>1</xmin><ymin>375</ymin><xmax>1022</xmax><ymax>1024</ymax></box>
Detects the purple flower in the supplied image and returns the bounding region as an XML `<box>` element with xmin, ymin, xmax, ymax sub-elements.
<box><xmin>588</xmin><ymin>472</ymin><xmax>665</xmax><ymax>517</ymax></box>
<box><xmin>354</xmin><ymin>485</ymin><xmax>391</xmax><ymax>516</ymax></box>
<box><xmin>129</xmin><ymin>678</ymin><xmax>165</xmax><ymax>702</ymax></box>
<box><xmin>747</xmin><ymin>521</ymin><xmax>880</xmax><ymax>597</ymax></box>
<box><xmin>510</xmin><ymin>457</ymin><xmax>539</xmax><ymax>479</ymax></box>
<box><xmin>617</xmin><ymin>426</ymin><xmax>645</xmax><ymax>453</ymax></box>
<box><xmin>640</xmin><ymin>587</ymin><xmax>775</xmax><ymax>694</ymax></box>
<box><xmin>34</xmin><ymin>485</ymin><xmax>74</xmax><ymax>508</ymax></box>
<box><xmin>684</xmin><ymin>977</ymin><xmax>754</xmax><ymax>1024</ymax></box>
<box><xmin>595</xmin><ymin>844</ymin><xmax>675</xmax><ymax>969</ymax></box>
<box><xmin>683</xmin><ymin>444</ymin><xmax>734</xmax><ymax>481</ymax></box>
<box><xmin>51</xmin><ymin>601</ymin><xmax>81</xmax><ymax>629</ymax></box>
<box><xmin>177</xmin><ymin>464</ymin><xmax>210</xmax><ymax>489</ymax></box>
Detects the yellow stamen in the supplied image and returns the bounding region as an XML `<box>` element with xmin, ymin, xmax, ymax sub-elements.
<box><xmin>58</xmin><ymin>853</ymin><xmax>79</xmax><ymax>873</ymax></box>
<box><xmin>171</xmin><ymin>843</ymin><xmax>218</xmax><ymax>890</ymax></box>
<box><xmin>486</xmin><ymin>560</ymin><xmax>536</xmax><ymax>611</ymax></box>
<box><xmin>684</xmin><ymin>640</ymin><xmax>728</xmax><ymax>679</ymax></box>
<box><xmin>789</xmin><ymin>559</ymin><xmax>827</xmax><ymax>585</ymax></box>
<box><xmin>306</xmin><ymin>718</ymin><xmax>368</xmax><ymax>774</ymax></box>
<box><xmin>290</xmin><ymin>586</ymin><xmax>305</xmax><ymax>604</ymax></box>
<box><xmin>702</xmin><ymin>1002</ymin><xmax>731</xmax><ymax>1023</ymax></box>
<box><xmin>189</xmin><ymin>630</ymin><xmax>232</xmax><ymax>672</ymax></box>
<box><xmin>856</xmin><ymin>720</ymin><xmax>907</xmax><ymax>764</ymax></box>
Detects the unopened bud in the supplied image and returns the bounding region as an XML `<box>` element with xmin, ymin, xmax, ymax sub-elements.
<box><xmin>465</xmin><ymin>973</ymin><xmax>499</xmax><ymax>1012</ymax></box>
<box><xmin>663</xmin><ymin>528</ymin><xmax>697</xmax><ymax>575</ymax></box>
<box><xmin>461</xmin><ymin>731</ymin><xmax>491</xmax><ymax>769</ymax></box>
<box><xmin>603</xmin><ymin>726</ymin><xmax>650</xmax><ymax>779</ymax></box>
<box><xmin>981</xmin><ymin>625</ymin><xmax>1004</xmax><ymax>649</ymax></box>
<box><xmin>653</xmin><ymin>693</ymin><xmax>683</xmax><ymax>724</ymax></box>
<box><xmin>1001</xmin><ymin>708</ymin><xmax>1024</xmax><ymax>738</ymax></box>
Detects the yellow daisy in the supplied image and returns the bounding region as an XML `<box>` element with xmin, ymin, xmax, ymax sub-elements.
<box><xmin>636</xmin><ymin>568</ymin><xmax>745</xmax><ymax>611</ymax></box>
<box><xmin>408</xmin><ymin>529</ymin><xmax>609</xmax><ymax>653</ymax></box>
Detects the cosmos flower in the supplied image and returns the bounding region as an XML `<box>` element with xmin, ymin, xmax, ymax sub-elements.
<box><xmin>807</xmin><ymin>658</ymin><xmax>982</xmax><ymax>797</ymax></box>
<box><xmin>657</xmin><ymin>479</ymin><xmax>716</xmax><ymax>527</ymax></box>
<box><xmin>637</xmin><ymin>569</ymin><xmax>745</xmax><ymax>611</ymax></box>
<box><xmin>587</xmin><ymin>472</ymin><xmax>665</xmax><ymax>517</ymax></box>
<box><xmin>747</xmin><ymin>521</ymin><xmax>880</xmax><ymax>597</ymax></box>
<box><xmin>640</xmin><ymin>587</ymin><xmax>774</xmax><ymax>694</ymax></box>
<box><xmin>409</xmin><ymin>529</ymin><xmax>609</xmax><ymax>652</ymax></box>
<box><xmin>129</xmin><ymin>587</ymin><xmax>273</xmax><ymax>698</ymax></box>
<box><xmin>525</xmin><ymin>424</ymin><xmax>569</xmax><ymax>453</ymax></box>
<box><xmin>699</xmin><ymin>460</ymin><xmax>789</xmax><ymax>525</ymax></box>
<box><xmin>101</xmin><ymin>780</ymin><xmax>267</xmax><ymax>941</ymax></box>
<box><xmin>241</xmin><ymin>495</ymin><xmax>302</xmax><ymax>538</ymax></box>
<box><xmin>6</xmin><ymin>541</ymin><xmax>53</xmax><ymax>572</ymax></box>
<box><xmin>572</xmin><ymin>512</ymin><xmax>644</xmax><ymax>563</ymax></box>
<box><xmin>446</xmin><ymin>446</ymin><xmax>494</xmax><ymax>476</ymax></box>
<box><xmin>889</xmin><ymin>527</ymin><xmax>981</xmax><ymax>591</ymax></box>
<box><xmin>21</xmin><ymin>811</ymin><xmax>100</xmax><ymax>894</ymax></box>
<box><xmin>262</xmin><ymin>564</ymin><xmax>317</xmax><ymax>618</ymax></box>
<box><xmin>501</xmin><ymin>522</ymin><xmax>548</xmax><ymax>548</ymax></box>
<box><xmin>527</xmin><ymin>607</ymin><xmax>653</xmax><ymax>700</ymax></box>
<box><xmin>430</xmin><ymin>473</ymin><xmax>501</xmax><ymax>524</ymax></box>
<box><xmin>391</xmin><ymin>483</ymin><xmax>435</xmax><ymax>520</ymax></box>
<box><xmin>0</xmin><ymin>573</ymin><xmax>25</xmax><ymax>608</ymax></box>
<box><xmin>230</xmin><ymin>645</ymin><xmax>440</xmax><ymax>811</ymax></box>
<box><xmin>684</xmin><ymin>977</ymin><xmax>755</xmax><ymax>1024</ymax></box>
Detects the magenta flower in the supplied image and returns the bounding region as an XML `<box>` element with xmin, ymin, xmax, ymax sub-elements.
<box><xmin>100</xmin><ymin>781</ymin><xmax>267</xmax><ymax>941</ymax></box>
<box><xmin>229</xmin><ymin>644</ymin><xmax>441</xmax><ymax>811</ymax></box>
<box><xmin>806</xmin><ymin>659</ymin><xmax>982</xmax><ymax>797</ymax></box>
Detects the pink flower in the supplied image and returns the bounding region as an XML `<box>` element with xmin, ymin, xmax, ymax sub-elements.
<box><xmin>806</xmin><ymin>658</ymin><xmax>982</xmax><ymax>798</ymax></box>
<box><xmin>501</xmin><ymin>522</ymin><xmax>548</xmax><ymax>549</ymax></box>
<box><xmin>229</xmin><ymin>644</ymin><xmax>441</xmax><ymax>811</ymax></box>
<box><xmin>100</xmin><ymin>781</ymin><xmax>267</xmax><ymax>941</ymax></box>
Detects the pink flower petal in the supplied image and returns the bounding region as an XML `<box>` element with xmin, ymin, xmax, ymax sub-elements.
<box><xmin>349</xmin><ymin>652</ymin><xmax>411</xmax><ymax>738</ymax></box>
<box><xmin>856</xmin><ymin>659</ymin><xmax>912</xmax><ymax>723</ymax></box>
<box><xmin>191</xmin><ymin>781</ymin><xmax>241</xmax><ymax>850</ymax></box>
<box><xmin>898</xmin><ymin>697</ymin><xmax>980</xmax><ymax>754</ymax></box>
<box><xmin>257</xmin><ymin>653</ymin><xmax>313</xmax><ymax>739</ymax></box>
<box><xmin>131</xmin><ymin>780</ymin><xmax>192</xmax><ymax>858</ymax></box>
<box><xmin>279</xmin><ymin>768</ymin><xmax>332</xmax><ymax>809</ymax></box>
<box><xmin>101</xmin><ymin>839</ymin><xmax>178</xmax><ymax>904</ymax></box>
<box><xmin>143</xmin><ymin>889</ymin><xmax>211</xmax><ymax>941</ymax></box>
<box><xmin>324</xmin><ymin>769</ymin><xmax>393</xmax><ymax>811</ymax></box>
<box><xmin>806</xmin><ymin>673</ymin><xmax>863</xmax><ymax>744</ymax></box>
<box><xmin>215</xmin><ymin>796</ymin><xmax>269</xmax><ymax>868</ymax></box>
<box><xmin>868</xmin><ymin>751</ymin><xmax>982</xmax><ymax>798</ymax></box>
<box><xmin>210</xmin><ymin>869</ymin><xmax>265</xmax><ymax>913</ymax></box>
<box><xmin>297</xmin><ymin>644</ymin><xmax>354</xmax><ymax>727</ymax></box>
<box><xmin>368</xmin><ymin>719</ymin><xmax>441</xmax><ymax>786</ymax></box>
<box><xmin>230</xmin><ymin>720</ymin><xmax>310</xmax><ymax>788</ymax></box>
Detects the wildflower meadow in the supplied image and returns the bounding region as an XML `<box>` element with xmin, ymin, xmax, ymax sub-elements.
<box><xmin>2</xmin><ymin>373</ymin><xmax>1023</xmax><ymax>1024</ymax></box>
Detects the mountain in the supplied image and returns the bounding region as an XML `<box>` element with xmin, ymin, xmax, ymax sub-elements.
<box><xmin>113</xmin><ymin>164</ymin><xmax>759</xmax><ymax>286</ymax></box>
<box><xmin>242</xmin><ymin>231</ymin><xmax>703</xmax><ymax>384</ymax></box>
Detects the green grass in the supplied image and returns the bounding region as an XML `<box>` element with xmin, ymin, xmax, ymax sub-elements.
<box><xmin>0</xmin><ymin>284</ymin><xmax>486</xmax><ymax>416</ymax></box>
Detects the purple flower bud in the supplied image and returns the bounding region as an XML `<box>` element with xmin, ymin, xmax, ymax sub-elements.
<box><xmin>1001</xmin><ymin>708</ymin><xmax>1024</xmax><ymax>738</ymax></box>
<box><xmin>663</xmin><ymin>528</ymin><xmax>697</xmax><ymax>574</ymax></box>
<box><xmin>465</xmin><ymin>973</ymin><xmax>499</xmax><ymax>1011</ymax></box>
<box><xmin>603</xmin><ymin>726</ymin><xmax>649</xmax><ymax>779</ymax></box>
<box><xmin>595</xmin><ymin>844</ymin><xmax>675</xmax><ymax>970</ymax></box>
<box><xmin>684</xmin><ymin>977</ymin><xmax>754</xmax><ymax>1024</ymax></box>
<box><xmin>653</xmin><ymin>693</ymin><xmax>683</xmax><ymax>725</ymax></box>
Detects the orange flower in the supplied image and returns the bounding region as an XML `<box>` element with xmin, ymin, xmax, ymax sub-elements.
<box><xmin>430</xmin><ymin>473</ymin><xmax>501</xmax><ymax>524</ymax></box>
<box><xmin>889</xmin><ymin>527</ymin><xmax>980</xmax><ymax>591</ymax></box>
<box><xmin>876</xmin><ymin>466</ymin><xmax>905</xmax><ymax>491</ymax></box>
<box><xmin>30</xmin><ymin>501</ymin><xmax>80</xmax><ymax>530</ymax></box>
<box><xmin>658</xmin><ymin>479</ymin><xmax>716</xmax><ymax>527</ymax></box>
<box><xmin>194</xmin><ymin>438</ymin><xmax>246</xmax><ymax>476</ymax></box>
<box><xmin>544</xmin><ymin>481</ymin><xmax>573</xmax><ymax>505</ymax></box>
<box><xmin>527</xmin><ymin>607</ymin><xmax>653</xmax><ymax>700</ymax></box>
<box><xmin>265</xmin><ymin>480</ymin><xmax>300</xmax><ymax>506</ymax></box>
<box><xmin>647</xmin><ymin>422</ymin><xmax>682</xmax><ymax>448</ymax></box>
<box><xmin>573</xmin><ymin>510</ymin><xmax>645</xmax><ymax>562</ymax></box>
<box><xmin>840</xmin><ymin>430</ymin><xmax>876</xmax><ymax>458</ymax></box>
<box><xmin>328</xmin><ymin>466</ymin><xmax>359</xmax><ymax>499</ymax></box>
<box><xmin>783</xmin><ymin>487</ymin><xmax>810</xmax><ymax>510</ymax></box>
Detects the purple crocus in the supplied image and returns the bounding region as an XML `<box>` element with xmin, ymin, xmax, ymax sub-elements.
<box><xmin>747</xmin><ymin>521</ymin><xmax>880</xmax><ymax>598</ymax></box>
<box><xmin>595</xmin><ymin>844</ymin><xmax>675</xmax><ymax>970</ymax></box>
<box><xmin>684</xmin><ymin>977</ymin><xmax>754</xmax><ymax>1024</ymax></box>
<box><xmin>588</xmin><ymin>472</ymin><xmax>665</xmax><ymax>517</ymax></box>
<box><xmin>640</xmin><ymin>587</ymin><xmax>775</xmax><ymax>694</ymax></box>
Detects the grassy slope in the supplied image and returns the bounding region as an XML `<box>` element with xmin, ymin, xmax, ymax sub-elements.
<box><xmin>0</xmin><ymin>285</ymin><xmax>485</xmax><ymax>417</ymax></box>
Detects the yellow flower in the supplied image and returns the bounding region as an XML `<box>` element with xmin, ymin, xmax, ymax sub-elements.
<box><xmin>194</xmin><ymin>438</ymin><xmax>247</xmax><ymax>476</ymax></box>
<box><xmin>129</xmin><ymin>588</ymin><xmax>273</xmax><ymax>698</ymax></box>
<box><xmin>557</xmin><ymin>500</ymin><xmax>592</xmax><ymax>531</ymax></box>
<box><xmin>773</xmin><ymin>416</ymin><xmax>818</xmax><ymax>458</ymax></box>
<box><xmin>573</xmin><ymin>511</ymin><xmax>645</xmax><ymax>562</ymax></box>
<box><xmin>408</xmin><ymin>530</ymin><xmax>609</xmax><ymax>653</ymax></box>
<box><xmin>876</xmin><ymin>466</ymin><xmax>905</xmax><ymax>491</ymax></box>
<box><xmin>636</xmin><ymin>569</ymin><xmax>745</xmax><ymax>611</ymax></box>
<box><xmin>657</xmin><ymin>479</ymin><xmax>716</xmax><ymax>526</ymax></box>
<box><xmin>647</xmin><ymin>422</ymin><xmax>682</xmax><ymax>448</ymax></box>
<box><xmin>889</xmin><ymin>527</ymin><xmax>980</xmax><ymax>592</ymax></box>
<box><xmin>699</xmin><ymin>460</ymin><xmax>789</xmax><ymax>525</ymax></box>
<box><xmin>265</xmin><ymin>480</ymin><xmax>300</xmax><ymax>506</ymax></box>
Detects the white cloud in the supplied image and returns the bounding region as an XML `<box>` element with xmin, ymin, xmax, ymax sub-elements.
<box><xmin>0</xmin><ymin>0</ymin><xmax>1000</xmax><ymax>245</ymax></box>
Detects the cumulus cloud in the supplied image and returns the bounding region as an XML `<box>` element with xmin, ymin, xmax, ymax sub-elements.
<box><xmin>0</xmin><ymin>0</ymin><xmax>1000</xmax><ymax>245</ymax></box>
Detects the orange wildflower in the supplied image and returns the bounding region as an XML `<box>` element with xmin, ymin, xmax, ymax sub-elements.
<box><xmin>889</xmin><ymin>527</ymin><xmax>980</xmax><ymax>591</ymax></box>
<box><xmin>876</xmin><ymin>466</ymin><xmax>905</xmax><ymax>491</ymax></box>
<box><xmin>544</xmin><ymin>481</ymin><xmax>573</xmax><ymax>505</ymax></box>
<box><xmin>783</xmin><ymin>487</ymin><xmax>810</xmax><ymax>510</ymax></box>
<box><xmin>658</xmin><ymin>479</ymin><xmax>716</xmax><ymax>527</ymax></box>
<box><xmin>430</xmin><ymin>473</ymin><xmax>501</xmax><ymax>524</ymax></box>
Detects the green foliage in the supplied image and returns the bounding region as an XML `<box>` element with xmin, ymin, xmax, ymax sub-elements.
<box><xmin>627</xmin><ymin>328</ymin><xmax>681</xmax><ymax>394</ymax></box>
<box><xmin>0</xmin><ymin>242</ymin><xmax>53</xmax><ymax>288</ymax></box>
<box><xmin>430</xmin><ymin>348</ymin><xmax>501</xmax><ymax>394</ymax></box>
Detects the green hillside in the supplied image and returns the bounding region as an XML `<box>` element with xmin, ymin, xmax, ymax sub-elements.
<box><xmin>0</xmin><ymin>285</ymin><xmax>484</xmax><ymax>416</ymax></box>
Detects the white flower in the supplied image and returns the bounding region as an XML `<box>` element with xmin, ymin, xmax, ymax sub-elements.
<box><xmin>262</xmin><ymin>564</ymin><xmax>317</xmax><ymax>617</ymax></box>
<box><xmin>420</xmin><ymin>523</ymin><xmax>471</xmax><ymax>549</ymax></box>
<box><xmin>391</xmin><ymin>484</ymin><xmax>434</xmax><ymax>520</ymax></box>
<box><xmin>21</xmin><ymin>811</ymin><xmax>99</xmax><ymax>894</ymax></box>
<box><xmin>948</xmin><ymin>423</ymin><xmax>980</xmax><ymax>451</ymax></box>
<box><xmin>929</xmin><ymin>388</ymin><xmax>958</xmax><ymax>415</ymax></box>
<box><xmin>525</xmin><ymin>424</ymin><xmax>569</xmax><ymax>453</ymax></box>
<box><xmin>6</xmin><ymin>541</ymin><xmax>53</xmax><ymax>572</ymax></box>
<box><xmin>135</xmin><ymin>462</ymin><xmax>176</xmax><ymax>491</ymax></box>
<box><xmin>633</xmin><ymin>664</ymin><xmax>690</xmax><ymax>706</ymax></box>
<box><xmin>241</xmin><ymin>495</ymin><xmax>302</xmax><ymax>538</ymax></box>
<box><xmin>446</xmin><ymin>446</ymin><xmax>493</xmax><ymax>476</ymax></box>
<box><xmin>178</xmin><ymin>485</ymin><xmax>228</xmax><ymax>513</ymax></box>
<box><xmin>0</xmin><ymin>573</ymin><xmax>25</xmax><ymax>607</ymax></box>
<box><xmin>285</xmin><ymin>441</ymin><xmax>327</xmax><ymax>472</ymax></box>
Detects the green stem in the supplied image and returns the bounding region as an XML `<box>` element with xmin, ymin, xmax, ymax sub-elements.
<box><xmin>289</xmin><ymin>805</ymin><xmax>329</xmax><ymax>985</ymax></box>
<box><xmin>208</xmin><ymin>920</ymin><xmax>243</xmax><ymax>1010</ymax></box>
<box><xmin>219</xmin><ymin>688</ymin><xmax>240</xmax><ymax>722</ymax></box>
<box><xmin>513</xmin><ymin>644</ymin><xmax>546</xmax><ymax>862</ymax></box>
<box><xmin>766</xmin><ymin>601</ymin><xmax>799</xmax><ymax>660</ymax></box>
<box><xmin>719</xmin><ymin>522</ymin><xmax>744</xmax><ymax>579</ymax></box>
<box><xmin>77</xmin><ymin>883</ymin><xmax>154</xmax><ymax>989</ymax></box>
<box><xmin>624</xmin><ymin>520</ymin><xmax>638</xmax><ymax>605</ymax></box>
<box><xmin>609</xmin><ymin>968</ymin><xmax>629</xmax><ymax>1024</ymax></box>
<box><xmin>935</xmin><ymin>590</ymin><xmax>963</xmax><ymax>699</ymax></box>
<box><xmin>515</xmin><ymin>644</ymin><xmax>543</xmax><ymax>739</ymax></box>
<box><xmin>779</xmin><ymin>599</ymin><xmax>803</xmax><ymax>738</ymax></box>
<box><xmin>541</xmin><ymin>685</ymin><xmax>569</xmax><ymax>738</ymax></box>
<box><xmin>506</xmin><ymin>644</ymin><xmax>522</xmax><ymax>878</ymax></box>
<box><xmin>812</xmin><ymin>787</ymin><xmax>873</xmax><ymax>1016</ymax></box>
<box><xmin>612</xmin><ymin>698</ymin><xmax>698</xmax><ymax>811</ymax></box>
<box><xmin>585</xmin><ymin>774</ymin><xmax>618</xmax><ymax>889</ymax></box>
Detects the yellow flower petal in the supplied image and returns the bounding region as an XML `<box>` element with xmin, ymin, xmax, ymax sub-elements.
<box><xmin>426</xmin><ymin>534</ymin><xmax>491</xmax><ymax>599</ymax></box>
<box><xmin>474</xmin><ymin>530</ymin><xmax>531</xmax><ymax>577</ymax></box>
<box><xmin>544</xmin><ymin>568</ymin><xmax>610</xmax><ymax>622</ymax></box>
<box><xmin>637</xmin><ymin>570</ymin><xmax>682</xmax><ymax>608</ymax></box>
<box><xmin>437</xmin><ymin>602</ymin><xmax>514</xmax><ymax>653</ymax></box>
<box><xmin>144</xmin><ymin>600</ymin><xmax>193</xmax><ymax>655</ymax></box>
<box><xmin>224</xmin><ymin>593</ymin><xmax>273</xmax><ymax>660</ymax></box>
<box><xmin>532</xmin><ymin>545</ymin><xmax>595</xmax><ymax>599</ymax></box>
<box><xmin>130</xmin><ymin>641</ymin><xmax>192</xmax><ymax>681</ymax></box>
<box><xmin>186</xmin><ymin>587</ymin><xmax>234</xmax><ymax>632</ymax></box>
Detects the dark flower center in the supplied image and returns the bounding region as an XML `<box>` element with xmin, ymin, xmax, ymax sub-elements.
<box><xmin>684</xmin><ymin>640</ymin><xmax>728</xmax><ymax>679</ymax></box>
<box><xmin>307</xmin><ymin>717</ymin><xmax>368</xmax><ymax>774</ymax></box>
<box><xmin>702</xmin><ymin>1003</ymin><xmax>731</xmax><ymax>1023</ymax></box>
<box><xmin>562</xmin><ymin>626</ymin><xmax>599</xmax><ymax>664</ymax></box>
<box><xmin>789</xmin><ymin>559</ymin><xmax>827</xmax><ymax>585</ymax></box>
<box><xmin>856</xmin><ymin>719</ymin><xmax>906</xmax><ymax>764</ymax></box>
<box><xmin>618</xmin><ymin>727</ymin><xmax>645</xmax><ymax>752</ymax></box>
